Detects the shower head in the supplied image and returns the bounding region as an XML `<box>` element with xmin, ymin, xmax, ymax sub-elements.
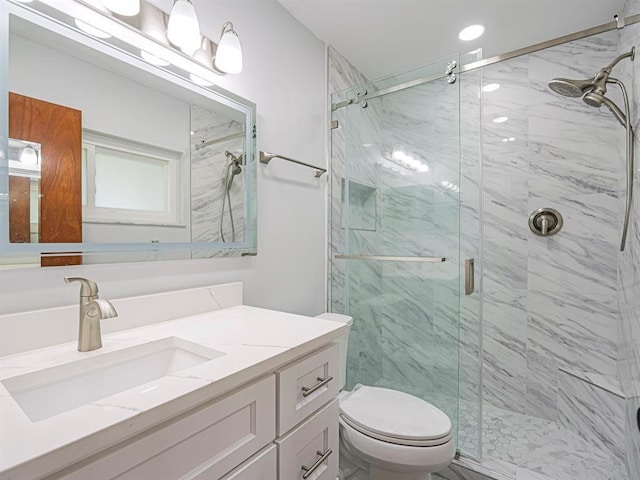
<box><xmin>583</xmin><ymin>91</ymin><xmax>627</xmax><ymax>127</ymax></box>
<box><xmin>225</xmin><ymin>151</ymin><xmax>244</xmax><ymax>176</ymax></box>
<box><xmin>548</xmin><ymin>77</ymin><xmax>594</xmax><ymax>97</ymax></box>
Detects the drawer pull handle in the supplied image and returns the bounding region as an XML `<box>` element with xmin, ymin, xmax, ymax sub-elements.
<box><xmin>301</xmin><ymin>449</ymin><xmax>333</xmax><ymax>479</ymax></box>
<box><xmin>301</xmin><ymin>376</ymin><xmax>333</xmax><ymax>397</ymax></box>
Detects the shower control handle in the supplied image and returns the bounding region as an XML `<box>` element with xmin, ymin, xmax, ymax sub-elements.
<box><xmin>539</xmin><ymin>215</ymin><xmax>550</xmax><ymax>235</ymax></box>
<box><xmin>529</xmin><ymin>208</ymin><xmax>563</xmax><ymax>237</ymax></box>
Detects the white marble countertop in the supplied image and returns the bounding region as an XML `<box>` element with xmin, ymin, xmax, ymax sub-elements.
<box><xmin>0</xmin><ymin>305</ymin><xmax>347</xmax><ymax>480</ymax></box>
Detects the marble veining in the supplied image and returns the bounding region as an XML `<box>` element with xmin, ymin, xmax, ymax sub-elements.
<box><xmin>557</xmin><ymin>369</ymin><xmax>626</xmax><ymax>462</ymax></box>
<box><xmin>476</xmin><ymin>27</ymin><xmax>625</xmax><ymax>430</ymax></box>
<box><xmin>190</xmin><ymin>105</ymin><xmax>246</xmax><ymax>253</ymax></box>
<box><xmin>616</xmin><ymin>5</ymin><xmax>640</xmax><ymax>478</ymax></box>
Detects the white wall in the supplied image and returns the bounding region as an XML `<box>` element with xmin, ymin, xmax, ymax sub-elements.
<box><xmin>0</xmin><ymin>0</ymin><xmax>328</xmax><ymax>317</ymax></box>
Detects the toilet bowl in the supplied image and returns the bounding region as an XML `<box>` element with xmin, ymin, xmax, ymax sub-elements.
<box><xmin>315</xmin><ymin>313</ymin><xmax>456</xmax><ymax>480</ymax></box>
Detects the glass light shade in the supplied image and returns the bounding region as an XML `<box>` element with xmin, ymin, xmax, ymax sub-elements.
<box><xmin>101</xmin><ymin>0</ymin><xmax>140</xmax><ymax>16</ymax></box>
<box><xmin>20</xmin><ymin>146</ymin><xmax>38</xmax><ymax>166</ymax></box>
<box><xmin>167</xmin><ymin>0</ymin><xmax>201</xmax><ymax>54</ymax></box>
<box><xmin>214</xmin><ymin>26</ymin><xmax>242</xmax><ymax>74</ymax></box>
<box><xmin>192</xmin><ymin>47</ymin><xmax>212</xmax><ymax>67</ymax></box>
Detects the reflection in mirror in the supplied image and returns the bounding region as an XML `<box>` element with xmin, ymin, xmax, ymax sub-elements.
<box><xmin>8</xmin><ymin>139</ymin><xmax>41</xmax><ymax>244</ymax></box>
<box><xmin>2</xmin><ymin>8</ymin><xmax>256</xmax><ymax>269</ymax></box>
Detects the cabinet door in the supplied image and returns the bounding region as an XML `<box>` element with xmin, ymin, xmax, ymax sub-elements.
<box><xmin>213</xmin><ymin>445</ymin><xmax>276</xmax><ymax>480</ymax></box>
<box><xmin>276</xmin><ymin>399</ymin><xmax>339</xmax><ymax>480</ymax></box>
<box><xmin>276</xmin><ymin>343</ymin><xmax>339</xmax><ymax>436</ymax></box>
<box><xmin>56</xmin><ymin>375</ymin><xmax>275</xmax><ymax>480</ymax></box>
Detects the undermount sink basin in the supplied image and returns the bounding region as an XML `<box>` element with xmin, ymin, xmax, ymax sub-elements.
<box><xmin>2</xmin><ymin>337</ymin><xmax>224</xmax><ymax>422</ymax></box>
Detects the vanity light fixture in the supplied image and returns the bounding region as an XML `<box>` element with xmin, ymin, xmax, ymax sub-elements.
<box><xmin>139</xmin><ymin>1</ymin><xmax>171</xmax><ymax>66</ymax></box>
<box><xmin>100</xmin><ymin>0</ymin><xmax>140</xmax><ymax>17</ymax></box>
<box><xmin>37</xmin><ymin>0</ymin><xmax>244</xmax><ymax>88</ymax></box>
<box><xmin>20</xmin><ymin>145</ymin><xmax>38</xmax><ymax>166</ymax></box>
<box><xmin>166</xmin><ymin>0</ymin><xmax>201</xmax><ymax>54</ymax></box>
<box><xmin>214</xmin><ymin>21</ymin><xmax>243</xmax><ymax>74</ymax></box>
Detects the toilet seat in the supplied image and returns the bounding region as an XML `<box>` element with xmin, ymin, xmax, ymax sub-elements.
<box><xmin>340</xmin><ymin>386</ymin><xmax>452</xmax><ymax>447</ymax></box>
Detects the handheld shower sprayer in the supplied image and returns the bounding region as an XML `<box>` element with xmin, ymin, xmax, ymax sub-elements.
<box><xmin>547</xmin><ymin>47</ymin><xmax>635</xmax><ymax>251</ymax></box>
<box><xmin>220</xmin><ymin>151</ymin><xmax>244</xmax><ymax>242</ymax></box>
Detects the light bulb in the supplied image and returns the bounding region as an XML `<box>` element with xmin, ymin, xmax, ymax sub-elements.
<box><xmin>167</xmin><ymin>0</ymin><xmax>201</xmax><ymax>54</ymax></box>
<box><xmin>20</xmin><ymin>145</ymin><xmax>38</xmax><ymax>166</ymax></box>
<box><xmin>101</xmin><ymin>0</ymin><xmax>140</xmax><ymax>16</ymax></box>
<box><xmin>214</xmin><ymin>22</ymin><xmax>243</xmax><ymax>74</ymax></box>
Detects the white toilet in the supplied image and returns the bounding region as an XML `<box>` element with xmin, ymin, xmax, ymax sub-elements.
<box><xmin>316</xmin><ymin>313</ymin><xmax>456</xmax><ymax>480</ymax></box>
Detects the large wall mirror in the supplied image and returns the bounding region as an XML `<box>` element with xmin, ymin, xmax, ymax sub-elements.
<box><xmin>0</xmin><ymin>0</ymin><xmax>257</xmax><ymax>268</ymax></box>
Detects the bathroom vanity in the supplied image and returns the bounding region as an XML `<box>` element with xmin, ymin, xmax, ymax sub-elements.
<box><xmin>0</xmin><ymin>283</ymin><xmax>346</xmax><ymax>480</ymax></box>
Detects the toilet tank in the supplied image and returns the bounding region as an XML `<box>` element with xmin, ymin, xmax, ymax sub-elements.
<box><xmin>315</xmin><ymin>312</ymin><xmax>353</xmax><ymax>391</ymax></box>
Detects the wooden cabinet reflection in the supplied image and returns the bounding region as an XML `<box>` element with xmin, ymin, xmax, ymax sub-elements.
<box><xmin>8</xmin><ymin>92</ymin><xmax>83</xmax><ymax>266</ymax></box>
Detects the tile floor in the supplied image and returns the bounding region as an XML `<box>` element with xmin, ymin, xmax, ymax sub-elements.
<box><xmin>455</xmin><ymin>402</ymin><xmax>629</xmax><ymax>480</ymax></box>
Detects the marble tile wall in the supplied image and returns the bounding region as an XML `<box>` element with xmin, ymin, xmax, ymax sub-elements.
<box><xmin>328</xmin><ymin>48</ymin><xmax>483</xmax><ymax>457</ymax></box>
<box><xmin>617</xmin><ymin>0</ymin><xmax>640</xmax><ymax>476</ymax></box>
<box><xmin>329</xmin><ymin>47</ymin><xmax>385</xmax><ymax>389</ymax></box>
<box><xmin>478</xmin><ymin>29</ymin><xmax>623</xmax><ymax>423</ymax></box>
<box><xmin>190</xmin><ymin>105</ymin><xmax>246</xmax><ymax>257</ymax></box>
<box><xmin>557</xmin><ymin>369</ymin><xmax>626</xmax><ymax>463</ymax></box>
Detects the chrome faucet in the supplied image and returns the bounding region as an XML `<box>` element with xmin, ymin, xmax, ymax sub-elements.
<box><xmin>64</xmin><ymin>277</ymin><xmax>118</xmax><ymax>352</ymax></box>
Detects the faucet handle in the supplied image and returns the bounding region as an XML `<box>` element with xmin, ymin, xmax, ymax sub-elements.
<box><xmin>64</xmin><ymin>277</ymin><xmax>99</xmax><ymax>297</ymax></box>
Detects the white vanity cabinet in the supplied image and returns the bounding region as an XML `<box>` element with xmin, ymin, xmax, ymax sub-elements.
<box><xmin>274</xmin><ymin>343</ymin><xmax>340</xmax><ymax>480</ymax></box>
<box><xmin>47</xmin><ymin>343</ymin><xmax>341</xmax><ymax>480</ymax></box>
<box><xmin>54</xmin><ymin>376</ymin><xmax>277</xmax><ymax>480</ymax></box>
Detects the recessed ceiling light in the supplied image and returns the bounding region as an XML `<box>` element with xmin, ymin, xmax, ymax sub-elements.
<box><xmin>482</xmin><ymin>83</ymin><xmax>500</xmax><ymax>93</ymax></box>
<box><xmin>493</xmin><ymin>116</ymin><xmax>509</xmax><ymax>123</ymax></box>
<box><xmin>459</xmin><ymin>25</ymin><xmax>485</xmax><ymax>41</ymax></box>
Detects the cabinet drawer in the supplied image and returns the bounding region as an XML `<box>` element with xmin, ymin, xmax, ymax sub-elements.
<box><xmin>275</xmin><ymin>399</ymin><xmax>339</xmax><ymax>480</ymax></box>
<box><xmin>276</xmin><ymin>343</ymin><xmax>339</xmax><ymax>435</ymax></box>
<box><xmin>56</xmin><ymin>375</ymin><xmax>276</xmax><ymax>480</ymax></box>
<box><xmin>217</xmin><ymin>445</ymin><xmax>277</xmax><ymax>480</ymax></box>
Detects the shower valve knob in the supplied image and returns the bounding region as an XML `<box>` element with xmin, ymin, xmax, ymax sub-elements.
<box><xmin>529</xmin><ymin>208</ymin><xmax>563</xmax><ymax>237</ymax></box>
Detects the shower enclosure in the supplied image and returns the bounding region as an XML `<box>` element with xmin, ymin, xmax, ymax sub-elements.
<box><xmin>329</xmin><ymin>10</ymin><xmax>638</xmax><ymax>478</ymax></box>
<box><xmin>329</xmin><ymin>53</ymin><xmax>483</xmax><ymax>459</ymax></box>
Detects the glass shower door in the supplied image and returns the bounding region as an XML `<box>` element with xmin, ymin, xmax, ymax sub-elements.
<box><xmin>330</xmin><ymin>54</ymin><xmax>481</xmax><ymax>458</ymax></box>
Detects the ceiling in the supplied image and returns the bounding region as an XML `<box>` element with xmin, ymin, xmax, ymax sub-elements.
<box><xmin>276</xmin><ymin>0</ymin><xmax>626</xmax><ymax>79</ymax></box>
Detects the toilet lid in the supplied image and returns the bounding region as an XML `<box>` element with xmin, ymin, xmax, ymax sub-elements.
<box><xmin>340</xmin><ymin>386</ymin><xmax>452</xmax><ymax>445</ymax></box>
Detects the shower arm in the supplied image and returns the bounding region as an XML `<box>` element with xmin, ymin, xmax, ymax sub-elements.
<box><xmin>609</xmin><ymin>78</ymin><xmax>634</xmax><ymax>251</ymax></box>
<box><xmin>605</xmin><ymin>48</ymin><xmax>635</xmax><ymax>72</ymax></box>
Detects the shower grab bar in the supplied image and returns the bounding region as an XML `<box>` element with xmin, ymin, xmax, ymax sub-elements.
<box><xmin>335</xmin><ymin>255</ymin><xmax>445</xmax><ymax>263</ymax></box>
<box><xmin>260</xmin><ymin>151</ymin><xmax>327</xmax><ymax>177</ymax></box>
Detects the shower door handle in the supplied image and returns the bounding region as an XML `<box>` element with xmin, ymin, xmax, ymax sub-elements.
<box><xmin>465</xmin><ymin>258</ymin><xmax>475</xmax><ymax>295</ymax></box>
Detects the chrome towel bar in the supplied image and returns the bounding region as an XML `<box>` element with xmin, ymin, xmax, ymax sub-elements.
<box><xmin>260</xmin><ymin>151</ymin><xmax>327</xmax><ymax>177</ymax></box>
